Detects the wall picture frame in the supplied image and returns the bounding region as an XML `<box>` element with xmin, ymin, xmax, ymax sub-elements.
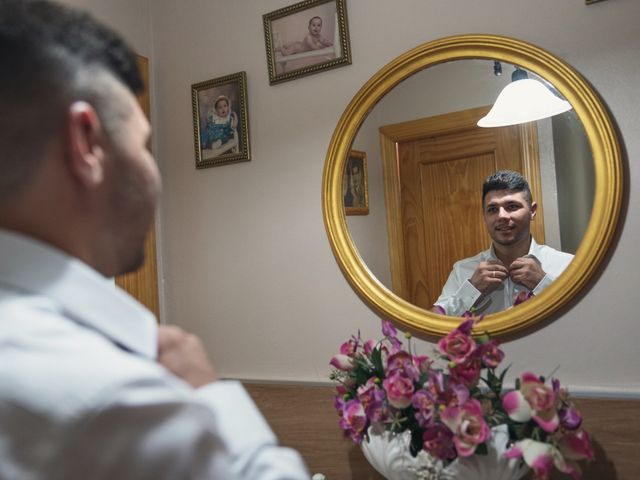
<box><xmin>343</xmin><ymin>150</ymin><xmax>368</xmax><ymax>215</ymax></box>
<box><xmin>191</xmin><ymin>71</ymin><xmax>251</xmax><ymax>169</ymax></box>
<box><xmin>263</xmin><ymin>0</ymin><xmax>351</xmax><ymax>85</ymax></box>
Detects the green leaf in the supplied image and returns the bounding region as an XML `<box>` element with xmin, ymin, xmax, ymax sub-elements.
<box><xmin>475</xmin><ymin>442</ymin><xmax>488</xmax><ymax>456</ymax></box>
<box><xmin>370</xmin><ymin>347</ymin><xmax>385</xmax><ymax>378</ymax></box>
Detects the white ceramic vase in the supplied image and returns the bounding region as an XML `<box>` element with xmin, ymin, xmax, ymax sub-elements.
<box><xmin>361</xmin><ymin>424</ymin><xmax>528</xmax><ymax>480</ymax></box>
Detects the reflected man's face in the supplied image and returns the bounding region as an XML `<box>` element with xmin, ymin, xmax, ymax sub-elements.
<box><xmin>483</xmin><ymin>189</ymin><xmax>536</xmax><ymax>247</ymax></box>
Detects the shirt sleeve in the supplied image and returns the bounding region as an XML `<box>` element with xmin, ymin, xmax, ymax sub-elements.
<box><xmin>433</xmin><ymin>266</ymin><xmax>482</xmax><ymax>316</ymax></box>
<box><xmin>49</xmin><ymin>378</ymin><xmax>309</xmax><ymax>480</ymax></box>
<box><xmin>532</xmin><ymin>273</ymin><xmax>554</xmax><ymax>296</ymax></box>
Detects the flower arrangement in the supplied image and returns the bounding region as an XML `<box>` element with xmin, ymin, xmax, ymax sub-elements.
<box><xmin>330</xmin><ymin>317</ymin><xmax>594</xmax><ymax>480</ymax></box>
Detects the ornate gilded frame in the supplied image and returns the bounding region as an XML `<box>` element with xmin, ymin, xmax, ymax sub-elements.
<box><xmin>263</xmin><ymin>0</ymin><xmax>352</xmax><ymax>85</ymax></box>
<box><xmin>191</xmin><ymin>71</ymin><xmax>251</xmax><ymax>169</ymax></box>
<box><xmin>344</xmin><ymin>149</ymin><xmax>369</xmax><ymax>216</ymax></box>
<box><xmin>321</xmin><ymin>34</ymin><xmax>623</xmax><ymax>338</ymax></box>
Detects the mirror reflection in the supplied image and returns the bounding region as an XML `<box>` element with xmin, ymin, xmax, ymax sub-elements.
<box><xmin>345</xmin><ymin>59</ymin><xmax>594</xmax><ymax>313</ymax></box>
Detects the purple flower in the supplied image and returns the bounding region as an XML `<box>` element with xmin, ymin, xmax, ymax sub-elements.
<box><xmin>357</xmin><ymin>378</ymin><xmax>387</xmax><ymax>423</ymax></box>
<box><xmin>382</xmin><ymin>371</ymin><xmax>414</xmax><ymax>409</ymax></box>
<box><xmin>386</xmin><ymin>350</ymin><xmax>420</xmax><ymax>382</ymax></box>
<box><xmin>338</xmin><ymin>399</ymin><xmax>368</xmax><ymax>443</ymax></box>
<box><xmin>381</xmin><ymin>320</ymin><xmax>402</xmax><ymax>350</ymax></box>
<box><xmin>478</xmin><ymin>340</ymin><xmax>504</xmax><ymax>368</ymax></box>
<box><xmin>448</xmin><ymin>357</ymin><xmax>481</xmax><ymax>388</ymax></box>
<box><xmin>381</xmin><ymin>320</ymin><xmax>397</xmax><ymax>338</ymax></box>
<box><xmin>412</xmin><ymin>389</ymin><xmax>436</xmax><ymax>428</ymax></box>
<box><xmin>559</xmin><ymin>405</ymin><xmax>583</xmax><ymax>431</ymax></box>
<box><xmin>422</xmin><ymin>423</ymin><xmax>456</xmax><ymax>460</ymax></box>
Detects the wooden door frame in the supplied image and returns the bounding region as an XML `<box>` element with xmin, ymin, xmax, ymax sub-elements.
<box><xmin>379</xmin><ymin>105</ymin><xmax>544</xmax><ymax>299</ymax></box>
<box><xmin>114</xmin><ymin>55</ymin><xmax>160</xmax><ymax>319</ymax></box>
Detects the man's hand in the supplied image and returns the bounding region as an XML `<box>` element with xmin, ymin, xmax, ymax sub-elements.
<box><xmin>157</xmin><ymin>325</ymin><xmax>217</xmax><ymax>388</ymax></box>
<box><xmin>509</xmin><ymin>256</ymin><xmax>545</xmax><ymax>290</ymax></box>
<box><xmin>469</xmin><ymin>260</ymin><xmax>509</xmax><ymax>294</ymax></box>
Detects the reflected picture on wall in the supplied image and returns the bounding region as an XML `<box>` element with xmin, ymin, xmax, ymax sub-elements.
<box><xmin>343</xmin><ymin>150</ymin><xmax>368</xmax><ymax>215</ymax></box>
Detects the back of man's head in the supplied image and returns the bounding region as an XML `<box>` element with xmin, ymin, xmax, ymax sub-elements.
<box><xmin>482</xmin><ymin>170</ymin><xmax>532</xmax><ymax>206</ymax></box>
<box><xmin>0</xmin><ymin>0</ymin><xmax>142</xmax><ymax>200</ymax></box>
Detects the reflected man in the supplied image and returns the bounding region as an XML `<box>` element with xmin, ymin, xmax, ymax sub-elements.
<box><xmin>433</xmin><ymin>170</ymin><xmax>573</xmax><ymax>316</ymax></box>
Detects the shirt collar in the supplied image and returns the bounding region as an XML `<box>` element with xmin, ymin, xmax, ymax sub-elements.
<box><xmin>0</xmin><ymin>229</ymin><xmax>157</xmax><ymax>359</ymax></box>
<box><xmin>489</xmin><ymin>236</ymin><xmax>541</xmax><ymax>261</ymax></box>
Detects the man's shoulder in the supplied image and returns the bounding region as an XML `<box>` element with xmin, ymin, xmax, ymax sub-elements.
<box><xmin>0</xmin><ymin>295</ymin><xmax>169</xmax><ymax>421</ymax></box>
<box><xmin>535</xmin><ymin>243</ymin><xmax>574</xmax><ymax>262</ymax></box>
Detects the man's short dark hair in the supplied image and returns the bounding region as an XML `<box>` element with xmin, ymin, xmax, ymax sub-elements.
<box><xmin>0</xmin><ymin>0</ymin><xmax>143</xmax><ymax>198</ymax></box>
<box><xmin>482</xmin><ymin>170</ymin><xmax>532</xmax><ymax>205</ymax></box>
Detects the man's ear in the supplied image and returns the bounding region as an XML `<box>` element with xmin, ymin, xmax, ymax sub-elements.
<box><xmin>530</xmin><ymin>201</ymin><xmax>538</xmax><ymax>219</ymax></box>
<box><xmin>67</xmin><ymin>101</ymin><xmax>106</xmax><ymax>187</ymax></box>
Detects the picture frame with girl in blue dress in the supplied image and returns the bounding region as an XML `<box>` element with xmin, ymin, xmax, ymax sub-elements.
<box><xmin>263</xmin><ymin>0</ymin><xmax>352</xmax><ymax>85</ymax></box>
<box><xmin>191</xmin><ymin>71</ymin><xmax>251</xmax><ymax>168</ymax></box>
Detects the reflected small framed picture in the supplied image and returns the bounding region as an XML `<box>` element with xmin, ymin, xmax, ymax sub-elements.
<box><xmin>263</xmin><ymin>0</ymin><xmax>351</xmax><ymax>85</ymax></box>
<box><xmin>191</xmin><ymin>71</ymin><xmax>251</xmax><ymax>169</ymax></box>
<box><xmin>343</xmin><ymin>150</ymin><xmax>368</xmax><ymax>215</ymax></box>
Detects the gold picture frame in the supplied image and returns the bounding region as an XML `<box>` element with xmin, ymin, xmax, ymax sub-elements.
<box><xmin>343</xmin><ymin>150</ymin><xmax>368</xmax><ymax>215</ymax></box>
<box><xmin>263</xmin><ymin>0</ymin><xmax>352</xmax><ymax>85</ymax></box>
<box><xmin>191</xmin><ymin>71</ymin><xmax>251</xmax><ymax>168</ymax></box>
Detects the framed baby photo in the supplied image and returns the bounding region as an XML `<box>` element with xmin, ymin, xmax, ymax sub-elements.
<box><xmin>191</xmin><ymin>71</ymin><xmax>251</xmax><ymax>169</ymax></box>
<box><xmin>263</xmin><ymin>0</ymin><xmax>352</xmax><ymax>85</ymax></box>
<box><xmin>343</xmin><ymin>150</ymin><xmax>368</xmax><ymax>215</ymax></box>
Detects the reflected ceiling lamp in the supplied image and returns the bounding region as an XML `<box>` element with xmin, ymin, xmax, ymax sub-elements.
<box><xmin>477</xmin><ymin>65</ymin><xmax>572</xmax><ymax>127</ymax></box>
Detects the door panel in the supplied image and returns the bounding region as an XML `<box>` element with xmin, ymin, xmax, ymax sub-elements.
<box><xmin>382</xmin><ymin>106</ymin><xmax>544</xmax><ymax>309</ymax></box>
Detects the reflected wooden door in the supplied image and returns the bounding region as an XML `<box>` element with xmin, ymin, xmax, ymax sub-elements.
<box><xmin>381</xmin><ymin>105</ymin><xmax>545</xmax><ymax>310</ymax></box>
<box><xmin>115</xmin><ymin>55</ymin><xmax>160</xmax><ymax>319</ymax></box>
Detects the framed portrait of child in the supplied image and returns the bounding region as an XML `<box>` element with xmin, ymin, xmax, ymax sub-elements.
<box><xmin>263</xmin><ymin>0</ymin><xmax>352</xmax><ymax>85</ymax></box>
<box><xmin>343</xmin><ymin>150</ymin><xmax>369</xmax><ymax>215</ymax></box>
<box><xmin>191</xmin><ymin>71</ymin><xmax>251</xmax><ymax>168</ymax></box>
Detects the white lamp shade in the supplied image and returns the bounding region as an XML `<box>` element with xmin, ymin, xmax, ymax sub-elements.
<box><xmin>477</xmin><ymin>78</ymin><xmax>572</xmax><ymax>127</ymax></box>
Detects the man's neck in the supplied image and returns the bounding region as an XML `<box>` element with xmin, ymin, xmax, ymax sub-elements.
<box><xmin>492</xmin><ymin>235</ymin><xmax>532</xmax><ymax>266</ymax></box>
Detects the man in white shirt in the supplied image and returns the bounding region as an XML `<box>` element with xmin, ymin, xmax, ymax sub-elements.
<box><xmin>433</xmin><ymin>170</ymin><xmax>573</xmax><ymax>316</ymax></box>
<box><xmin>0</xmin><ymin>1</ymin><xmax>308</xmax><ymax>479</ymax></box>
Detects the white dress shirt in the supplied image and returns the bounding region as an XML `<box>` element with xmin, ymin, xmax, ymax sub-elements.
<box><xmin>0</xmin><ymin>229</ymin><xmax>309</xmax><ymax>480</ymax></box>
<box><xmin>434</xmin><ymin>237</ymin><xmax>574</xmax><ymax>316</ymax></box>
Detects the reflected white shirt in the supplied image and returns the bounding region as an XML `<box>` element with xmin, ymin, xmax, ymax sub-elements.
<box><xmin>434</xmin><ymin>238</ymin><xmax>573</xmax><ymax>316</ymax></box>
<box><xmin>0</xmin><ymin>229</ymin><xmax>308</xmax><ymax>480</ymax></box>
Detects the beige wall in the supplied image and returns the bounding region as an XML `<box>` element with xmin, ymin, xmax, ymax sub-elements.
<box><xmin>75</xmin><ymin>0</ymin><xmax>640</xmax><ymax>395</ymax></box>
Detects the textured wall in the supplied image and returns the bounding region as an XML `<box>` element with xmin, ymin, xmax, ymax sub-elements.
<box><xmin>73</xmin><ymin>0</ymin><xmax>640</xmax><ymax>395</ymax></box>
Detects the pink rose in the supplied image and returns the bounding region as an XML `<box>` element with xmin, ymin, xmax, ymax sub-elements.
<box><xmin>502</xmin><ymin>372</ymin><xmax>559</xmax><ymax>433</ymax></box>
<box><xmin>363</xmin><ymin>339</ymin><xmax>376</xmax><ymax>356</ymax></box>
<box><xmin>559</xmin><ymin>429</ymin><xmax>594</xmax><ymax>462</ymax></box>
<box><xmin>382</xmin><ymin>371</ymin><xmax>414</xmax><ymax>409</ymax></box>
<box><xmin>339</xmin><ymin>337</ymin><xmax>358</xmax><ymax>356</ymax></box>
<box><xmin>448</xmin><ymin>357</ymin><xmax>481</xmax><ymax>388</ymax></box>
<box><xmin>438</xmin><ymin>328</ymin><xmax>476</xmax><ymax>365</ymax></box>
<box><xmin>329</xmin><ymin>354</ymin><xmax>353</xmax><ymax>372</ymax></box>
<box><xmin>441</xmin><ymin>399</ymin><xmax>490</xmax><ymax>457</ymax></box>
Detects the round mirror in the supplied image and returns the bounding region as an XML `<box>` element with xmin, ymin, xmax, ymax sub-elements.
<box><xmin>322</xmin><ymin>34</ymin><xmax>622</xmax><ymax>338</ymax></box>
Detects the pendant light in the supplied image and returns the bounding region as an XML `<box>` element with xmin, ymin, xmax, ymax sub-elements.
<box><xmin>477</xmin><ymin>66</ymin><xmax>572</xmax><ymax>127</ymax></box>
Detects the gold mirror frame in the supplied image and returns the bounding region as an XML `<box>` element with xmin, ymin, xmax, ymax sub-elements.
<box><xmin>322</xmin><ymin>34</ymin><xmax>622</xmax><ymax>338</ymax></box>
